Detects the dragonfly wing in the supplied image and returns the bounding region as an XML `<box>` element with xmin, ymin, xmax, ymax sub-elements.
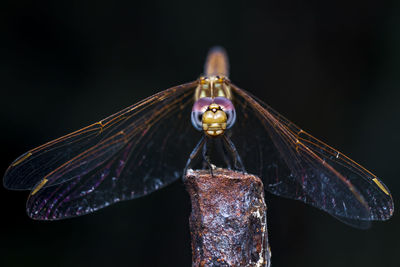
<box><xmin>6</xmin><ymin>82</ymin><xmax>199</xmax><ymax>220</ymax></box>
<box><xmin>4</xmin><ymin>82</ymin><xmax>196</xmax><ymax>190</ymax></box>
<box><xmin>230</xmin><ymin>84</ymin><xmax>393</xmax><ymax>228</ymax></box>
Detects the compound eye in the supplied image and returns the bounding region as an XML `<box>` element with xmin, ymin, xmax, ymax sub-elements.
<box><xmin>191</xmin><ymin>111</ymin><xmax>203</xmax><ymax>131</ymax></box>
<box><xmin>191</xmin><ymin>97</ymin><xmax>212</xmax><ymax>131</ymax></box>
<box><xmin>213</xmin><ymin>97</ymin><xmax>236</xmax><ymax>129</ymax></box>
<box><xmin>225</xmin><ymin>109</ymin><xmax>236</xmax><ymax>129</ymax></box>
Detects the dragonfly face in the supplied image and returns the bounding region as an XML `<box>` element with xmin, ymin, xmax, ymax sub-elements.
<box><xmin>3</xmin><ymin>47</ymin><xmax>394</xmax><ymax>226</ymax></box>
<box><xmin>191</xmin><ymin>95</ymin><xmax>236</xmax><ymax>137</ymax></box>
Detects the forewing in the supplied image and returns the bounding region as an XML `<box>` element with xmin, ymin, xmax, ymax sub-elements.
<box><xmin>4</xmin><ymin>82</ymin><xmax>196</xmax><ymax>190</ymax></box>
<box><xmin>5</xmin><ymin>82</ymin><xmax>199</xmax><ymax>220</ymax></box>
<box><xmin>230</xmin><ymin>84</ymin><xmax>393</xmax><ymax>228</ymax></box>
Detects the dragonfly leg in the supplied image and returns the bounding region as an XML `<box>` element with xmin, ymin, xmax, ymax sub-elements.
<box><xmin>202</xmin><ymin>138</ymin><xmax>214</xmax><ymax>177</ymax></box>
<box><xmin>223</xmin><ymin>135</ymin><xmax>246</xmax><ymax>173</ymax></box>
<box><xmin>184</xmin><ymin>136</ymin><xmax>206</xmax><ymax>178</ymax></box>
<box><xmin>216</xmin><ymin>138</ymin><xmax>232</xmax><ymax>169</ymax></box>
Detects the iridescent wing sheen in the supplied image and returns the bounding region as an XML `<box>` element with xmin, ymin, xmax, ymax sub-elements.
<box><xmin>230</xmin><ymin>84</ymin><xmax>393</xmax><ymax>228</ymax></box>
<box><xmin>4</xmin><ymin>82</ymin><xmax>199</xmax><ymax>220</ymax></box>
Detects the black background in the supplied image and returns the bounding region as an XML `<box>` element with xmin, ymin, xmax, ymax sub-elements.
<box><xmin>1</xmin><ymin>1</ymin><xmax>399</xmax><ymax>266</ymax></box>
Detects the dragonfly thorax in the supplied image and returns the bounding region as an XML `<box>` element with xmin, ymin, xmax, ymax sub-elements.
<box><xmin>194</xmin><ymin>76</ymin><xmax>232</xmax><ymax>101</ymax></box>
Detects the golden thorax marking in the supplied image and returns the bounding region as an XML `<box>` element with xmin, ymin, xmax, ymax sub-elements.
<box><xmin>194</xmin><ymin>76</ymin><xmax>232</xmax><ymax>101</ymax></box>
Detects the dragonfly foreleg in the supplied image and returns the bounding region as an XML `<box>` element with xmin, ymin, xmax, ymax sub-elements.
<box><xmin>183</xmin><ymin>136</ymin><xmax>206</xmax><ymax>178</ymax></box>
<box><xmin>215</xmin><ymin>137</ymin><xmax>232</xmax><ymax>169</ymax></box>
<box><xmin>202</xmin><ymin>138</ymin><xmax>214</xmax><ymax>177</ymax></box>
<box><xmin>223</xmin><ymin>135</ymin><xmax>246</xmax><ymax>173</ymax></box>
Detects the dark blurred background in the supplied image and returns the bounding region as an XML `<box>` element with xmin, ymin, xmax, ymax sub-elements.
<box><xmin>1</xmin><ymin>0</ymin><xmax>399</xmax><ymax>266</ymax></box>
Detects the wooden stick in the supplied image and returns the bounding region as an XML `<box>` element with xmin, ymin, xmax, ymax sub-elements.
<box><xmin>184</xmin><ymin>168</ymin><xmax>271</xmax><ymax>267</ymax></box>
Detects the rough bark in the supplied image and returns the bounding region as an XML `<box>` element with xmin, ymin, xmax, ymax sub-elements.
<box><xmin>184</xmin><ymin>168</ymin><xmax>271</xmax><ymax>267</ymax></box>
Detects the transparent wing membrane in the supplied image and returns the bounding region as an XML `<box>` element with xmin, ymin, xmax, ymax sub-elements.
<box><xmin>230</xmin><ymin>84</ymin><xmax>393</xmax><ymax>227</ymax></box>
<box><xmin>4</xmin><ymin>82</ymin><xmax>199</xmax><ymax>220</ymax></box>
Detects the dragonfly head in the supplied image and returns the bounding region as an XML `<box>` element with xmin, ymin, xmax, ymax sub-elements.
<box><xmin>191</xmin><ymin>97</ymin><xmax>236</xmax><ymax>137</ymax></box>
<box><xmin>202</xmin><ymin>103</ymin><xmax>227</xmax><ymax>137</ymax></box>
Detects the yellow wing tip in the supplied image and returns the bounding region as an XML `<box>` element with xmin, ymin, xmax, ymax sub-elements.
<box><xmin>372</xmin><ymin>178</ymin><xmax>390</xmax><ymax>196</ymax></box>
<box><xmin>11</xmin><ymin>152</ymin><xmax>32</xmax><ymax>167</ymax></box>
<box><xmin>31</xmin><ymin>179</ymin><xmax>48</xmax><ymax>196</ymax></box>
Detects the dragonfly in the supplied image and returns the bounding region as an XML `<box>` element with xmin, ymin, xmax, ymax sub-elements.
<box><xmin>3</xmin><ymin>47</ymin><xmax>393</xmax><ymax>228</ymax></box>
